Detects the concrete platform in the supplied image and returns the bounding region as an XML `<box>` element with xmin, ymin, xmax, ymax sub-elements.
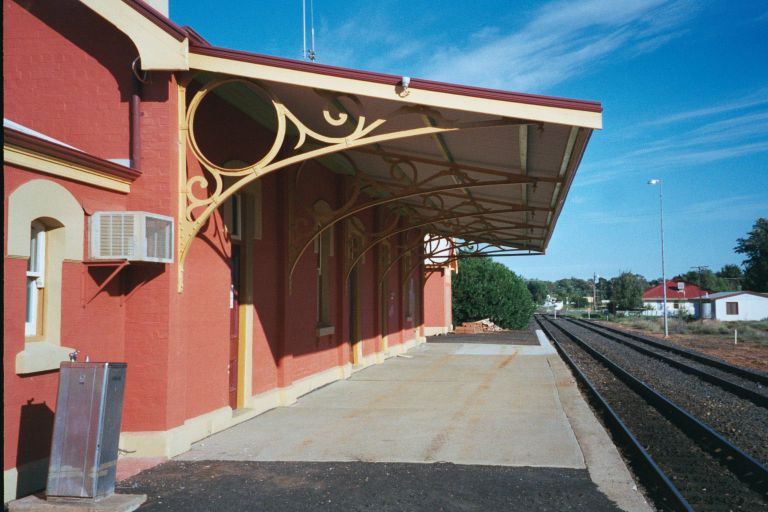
<box><xmin>9</xmin><ymin>494</ymin><xmax>146</xmax><ymax>512</ymax></box>
<box><xmin>176</xmin><ymin>335</ymin><xmax>651</xmax><ymax>511</ymax></box>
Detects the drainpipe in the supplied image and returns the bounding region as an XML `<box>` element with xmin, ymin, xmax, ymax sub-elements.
<box><xmin>130</xmin><ymin>57</ymin><xmax>148</xmax><ymax>171</ymax></box>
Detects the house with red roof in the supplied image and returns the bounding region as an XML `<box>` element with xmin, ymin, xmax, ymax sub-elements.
<box><xmin>642</xmin><ymin>280</ymin><xmax>711</xmax><ymax>317</ymax></box>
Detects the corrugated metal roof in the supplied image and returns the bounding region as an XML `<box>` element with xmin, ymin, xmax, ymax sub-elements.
<box><xmin>643</xmin><ymin>280</ymin><xmax>710</xmax><ymax>300</ymax></box>
<box><xmin>698</xmin><ymin>291</ymin><xmax>768</xmax><ymax>301</ymax></box>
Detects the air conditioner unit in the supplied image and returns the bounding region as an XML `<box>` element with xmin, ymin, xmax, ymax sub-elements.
<box><xmin>89</xmin><ymin>212</ymin><xmax>174</xmax><ymax>263</ymax></box>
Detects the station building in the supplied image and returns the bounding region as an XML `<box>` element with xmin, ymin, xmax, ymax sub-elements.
<box><xmin>3</xmin><ymin>0</ymin><xmax>601</xmax><ymax>502</ymax></box>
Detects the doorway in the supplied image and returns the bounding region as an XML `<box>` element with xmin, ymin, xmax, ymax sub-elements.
<box><xmin>229</xmin><ymin>243</ymin><xmax>241</xmax><ymax>409</ymax></box>
<box><xmin>348</xmin><ymin>264</ymin><xmax>361</xmax><ymax>365</ymax></box>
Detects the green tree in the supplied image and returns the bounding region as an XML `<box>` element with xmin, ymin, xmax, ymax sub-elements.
<box><xmin>735</xmin><ymin>218</ymin><xmax>768</xmax><ymax>292</ymax></box>
<box><xmin>717</xmin><ymin>264</ymin><xmax>743</xmax><ymax>279</ymax></box>
<box><xmin>678</xmin><ymin>269</ymin><xmax>729</xmax><ymax>292</ymax></box>
<box><xmin>526</xmin><ymin>279</ymin><xmax>550</xmax><ymax>305</ymax></box>
<box><xmin>610</xmin><ymin>272</ymin><xmax>645</xmax><ymax>310</ymax></box>
<box><xmin>597</xmin><ymin>277</ymin><xmax>613</xmax><ymax>303</ymax></box>
<box><xmin>571</xmin><ymin>296</ymin><xmax>588</xmax><ymax>308</ymax></box>
<box><xmin>453</xmin><ymin>257</ymin><xmax>535</xmax><ymax>329</ymax></box>
<box><xmin>717</xmin><ymin>264</ymin><xmax>743</xmax><ymax>291</ymax></box>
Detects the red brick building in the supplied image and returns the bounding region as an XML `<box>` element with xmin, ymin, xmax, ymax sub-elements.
<box><xmin>3</xmin><ymin>0</ymin><xmax>601</xmax><ymax>502</ymax></box>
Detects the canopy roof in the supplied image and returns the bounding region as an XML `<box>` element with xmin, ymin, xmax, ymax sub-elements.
<box><xmin>184</xmin><ymin>45</ymin><xmax>602</xmax><ymax>262</ymax></box>
<box><xmin>72</xmin><ymin>0</ymin><xmax>602</xmax><ymax>285</ymax></box>
<box><xmin>181</xmin><ymin>43</ymin><xmax>601</xmax><ymax>267</ymax></box>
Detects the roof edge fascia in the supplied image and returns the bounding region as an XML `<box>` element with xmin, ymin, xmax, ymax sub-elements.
<box><xmin>188</xmin><ymin>46</ymin><xmax>603</xmax><ymax>129</ymax></box>
<box><xmin>4</xmin><ymin>127</ymin><xmax>142</xmax><ymax>182</ymax></box>
<box><xmin>79</xmin><ymin>0</ymin><xmax>189</xmax><ymax>70</ymax></box>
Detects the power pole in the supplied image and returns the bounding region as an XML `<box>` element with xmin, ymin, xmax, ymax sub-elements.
<box><xmin>593</xmin><ymin>273</ymin><xmax>598</xmax><ymax>316</ymax></box>
<box><xmin>691</xmin><ymin>265</ymin><xmax>709</xmax><ymax>321</ymax></box>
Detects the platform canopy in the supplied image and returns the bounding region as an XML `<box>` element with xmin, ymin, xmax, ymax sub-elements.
<box><xmin>179</xmin><ymin>44</ymin><xmax>602</xmax><ymax>273</ymax></box>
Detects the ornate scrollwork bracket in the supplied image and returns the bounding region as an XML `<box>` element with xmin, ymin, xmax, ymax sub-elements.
<box><xmin>178</xmin><ymin>78</ymin><xmax>460</xmax><ymax>289</ymax></box>
<box><xmin>286</xmin><ymin>152</ymin><xmax>547</xmax><ymax>284</ymax></box>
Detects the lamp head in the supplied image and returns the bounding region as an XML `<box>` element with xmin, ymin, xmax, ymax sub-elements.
<box><xmin>647</xmin><ymin>179</ymin><xmax>660</xmax><ymax>185</ymax></box>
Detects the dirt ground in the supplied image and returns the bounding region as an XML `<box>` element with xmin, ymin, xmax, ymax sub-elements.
<box><xmin>598</xmin><ymin>321</ymin><xmax>768</xmax><ymax>373</ymax></box>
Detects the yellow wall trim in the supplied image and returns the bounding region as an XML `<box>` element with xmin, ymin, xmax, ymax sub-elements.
<box><xmin>5</xmin><ymin>144</ymin><xmax>132</xmax><ymax>193</ymax></box>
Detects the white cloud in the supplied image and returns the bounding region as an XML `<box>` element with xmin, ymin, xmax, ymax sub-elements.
<box><xmin>638</xmin><ymin>88</ymin><xmax>768</xmax><ymax>127</ymax></box>
<box><xmin>420</xmin><ymin>0</ymin><xmax>696</xmax><ymax>91</ymax></box>
<box><xmin>319</xmin><ymin>0</ymin><xmax>699</xmax><ymax>92</ymax></box>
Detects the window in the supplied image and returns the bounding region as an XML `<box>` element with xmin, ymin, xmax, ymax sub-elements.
<box><xmin>313</xmin><ymin>201</ymin><xmax>335</xmax><ymax>335</ymax></box>
<box><xmin>25</xmin><ymin>221</ymin><xmax>47</xmax><ymax>337</ymax></box>
<box><xmin>402</xmin><ymin>251</ymin><xmax>414</xmax><ymax>322</ymax></box>
<box><xmin>726</xmin><ymin>302</ymin><xmax>739</xmax><ymax>315</ymax></box>
<box><xmin>223</xmin><ymin>193</ymin><xmax>242</xmax><ymax>241</ymax></box>
<box><xmin>316</xmin><ymin>228</ymin><xmax>332</xmax><ymax>327</ymax></box>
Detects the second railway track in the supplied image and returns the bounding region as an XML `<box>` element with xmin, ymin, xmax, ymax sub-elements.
<box><xmin>536</xmin><ymin>314</ymin><xmax>768</xmax><ymax>511</ymax></box>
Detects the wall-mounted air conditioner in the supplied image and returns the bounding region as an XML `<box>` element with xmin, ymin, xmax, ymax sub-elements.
<box><xmin>89</xmin><ymin>212</ymin><xmax>174</xmax><ymax>263</ymax></box>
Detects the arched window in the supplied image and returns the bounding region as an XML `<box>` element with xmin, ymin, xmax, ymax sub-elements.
<box><xmin>8</xmin><ymin>179</ymin><xmax>83</xmax><ymax>374</ymax></box>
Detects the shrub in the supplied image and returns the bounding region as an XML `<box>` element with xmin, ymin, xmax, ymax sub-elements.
<box><xmin>453</xmin><ymin>257</ymin><xmax>535</xmax><ymax>329</ymax></box>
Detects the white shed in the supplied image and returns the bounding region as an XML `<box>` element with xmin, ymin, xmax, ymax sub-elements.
<box><xmin>698</xmin><ymin>291</ymin><xmax>768</xmax><ymax>321</ymax></box>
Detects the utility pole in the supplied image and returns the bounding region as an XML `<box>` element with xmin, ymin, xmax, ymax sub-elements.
<box><xmin>691</xmin><ymin>265</ymin><xmax>709</xmax><ymax>322</ymax></box>
<box><xmin>592</xmin><ymin>273</ymin><xmax>598</xmax><ymax>316</ymax></box>
<box><xmin>647</xmin><ymin>179</ymin><xmax>667</xmax><ymax>337</ymax></box>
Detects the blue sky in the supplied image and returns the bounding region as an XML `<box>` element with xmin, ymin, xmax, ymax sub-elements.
<box><xmin>170</xmin><ymin>0</ymin><xmax>768</xmax><ymax>283</ymax></box>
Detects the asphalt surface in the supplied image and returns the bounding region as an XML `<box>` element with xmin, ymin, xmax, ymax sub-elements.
<box><xmin>117</xmin><ymin>460</ymin><xmax>623</xmax><ymax>511</ymax></box>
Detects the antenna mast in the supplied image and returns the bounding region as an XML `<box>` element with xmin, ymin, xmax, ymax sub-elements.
<box><xmin>302</xmin><ymin>0</ymin><xmax>316</xmax><ymax>62</ymax></box>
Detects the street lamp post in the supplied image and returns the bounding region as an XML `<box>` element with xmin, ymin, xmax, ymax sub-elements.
<box><xmin>648</xmin><ymin>179</ymin><xmax>668</xmax><ymax>337</ymax></box>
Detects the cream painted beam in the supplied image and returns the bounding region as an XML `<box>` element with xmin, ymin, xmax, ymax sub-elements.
<box><xmin>189</xmin><ymin>53</ymin><xmax>602</xmax><ymax>129</ymax></box>
<box><xmin>80</xmin><ymin>0</ymin><xmax>188</xmax><ymax>70</ymax></box>
<box><xmin>4</xmin><ymin>144</ymin><xmax>132</xmax><ymax>193</ymax></box>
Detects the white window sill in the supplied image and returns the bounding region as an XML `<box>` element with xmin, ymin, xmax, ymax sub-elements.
<box><xmin>316</xmin><ymin>325</ymin><xmax>335</xmax><ymax>337</ymax></box>
<box><xmin>16</xmin><ymin>341</ymin><xmax>75</xmax><ymax>374</ymax></box>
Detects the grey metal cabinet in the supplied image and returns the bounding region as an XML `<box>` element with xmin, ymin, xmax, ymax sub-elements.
<box><xmin>46</xmin><ymin>362</ymin><xmax>127</xmax><ymax>498</ymax></box>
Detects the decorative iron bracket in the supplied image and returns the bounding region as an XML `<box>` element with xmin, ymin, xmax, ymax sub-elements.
<box><xmin>178</xmin><ymin>78</ymin><xmax>464</xmax><ymax>286</ymax></box>
<box><xmin>333</xmin><ymin>206</ymin><xmax>536</xmax><ymax>284</ymax></box>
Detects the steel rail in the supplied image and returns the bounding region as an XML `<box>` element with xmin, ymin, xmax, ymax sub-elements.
<box><xmin>537</xmin><ymin>315</ymin><xmax>768</xmax><ymax>499</ymax></box>
<box><xmin>578</xmin><ymin>318</ymin><xmax>768</xmax><ymax>386</ymax></box>
<box><xmin>565</xmin><ymin>317</ymin><xmax>768</xmax><ymax>407</ymax></box>
<box><xmin>533</xmin><ymin>315</ymin><xmax>692</xmax><ymax>512</ymax></box>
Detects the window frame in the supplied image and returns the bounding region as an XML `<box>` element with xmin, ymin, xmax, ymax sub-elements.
<box><xmin>402</xmin><ymin>250</ymin><xmax>414</xmax><ymax>323</ymax></box>
<box><xmin>313</xmin><ymin>201</ymin><xmax>334</xmax><ymax>335</ymax></box>
<box><xmin>25</xmin><ymin>221</ymin><xmax>47</xmax><ymax>338</ymax></box>
<box><xmin>224</xmin><ymin>192</ymin><xmax>243</xmax><ymax>241</ymax></box>
<box><xmin>315</xmin><ymin>229</ymin><xmax>332</xmax><ymax>328</ymax></box>
<box><xmin>726</xmin><ymin>301</ymin><xmax>739</xmax><ymax>315</ymax></box>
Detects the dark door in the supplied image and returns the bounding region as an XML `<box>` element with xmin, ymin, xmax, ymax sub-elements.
<box><xmin>229</xmin><ymin>244</ymin><xmax>241</xmax><ymax>409</ymax></box>
<box><xmin>348</xmin><ymin>265</ymin><xmax>360</xmax><ymax>364</ymax></box>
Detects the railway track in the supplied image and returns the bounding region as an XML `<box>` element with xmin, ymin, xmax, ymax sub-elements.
<box><xmin>570</xmin><ymin>317</ymin><xmax>768</xmax><ymax>401</ymax></box>
<box><xmin>535</xmin><ymin>314</ymin><xmax>768</xmax><ymax>511</ymax></box>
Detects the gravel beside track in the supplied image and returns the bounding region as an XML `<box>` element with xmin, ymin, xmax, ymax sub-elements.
<box><xmin>574</xmin><ymin>318</ymin><xmax>768</xmax><ymax>396</ymax></box>
<box><xmin>557</xmin><ymin>319</ymin><xmax>768</xmax><ymax>466</ymax></box>
<box><xmin>541</xmin><ymin>317</ymin><xmax>767</xmax><ymax>511</ymax></box>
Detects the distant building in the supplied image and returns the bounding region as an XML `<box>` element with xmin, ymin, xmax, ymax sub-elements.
<box><xmin>543</xmin><ymin>295</ymin><xmax>564</xmax><ymax>311</ymax></box>
<box><xmin>642</xmin><ymin>280</ymin><xmax>710</xmax><ymax>317</ymax></box>
<box><xmin>696</xmin><ymin>291</ymin><xmax>768</xmax><ymax>321</ymax></box>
